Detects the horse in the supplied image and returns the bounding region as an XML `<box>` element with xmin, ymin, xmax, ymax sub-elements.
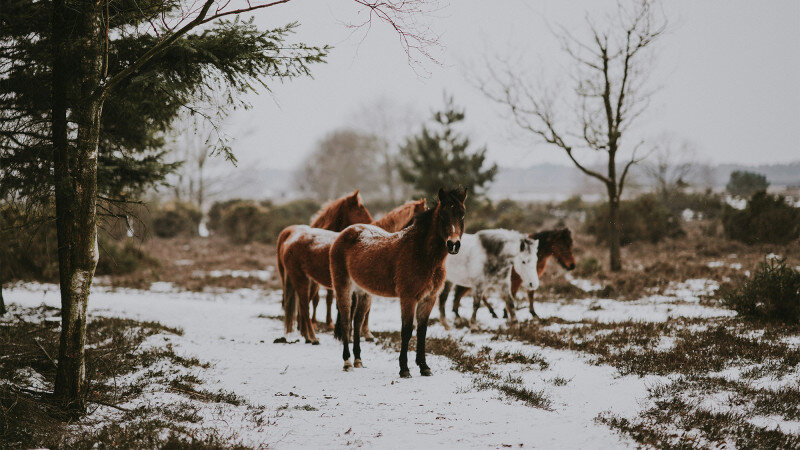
<box><xmin>308</xmin><ymin>198</ymin><xmax>432</xmax><ymax>341</ymax></box>
<box><xmin>449</xmin><ymin>227</ymin><xmax>575</xmax><ymax>319</ymax></box>
<box><xmin>276</xmin><ymin>191</ymin><xmax>373</xmax><ymax>341</ymax></box>
<box><xmin>331</xmin><ymin>187</ymin><xmax>466</xmax><ymax>377</ymax></box>
<box><xmin>436</xmin><ymin>229</ymin><xmax>539</xmax><ymax>330</ymax></box>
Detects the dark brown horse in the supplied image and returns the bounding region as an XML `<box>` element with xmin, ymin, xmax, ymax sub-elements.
<box><xmin>331</xmin><ymin>188</ymin><xmax>466</xmax><ymax>377</ymax></box>
<box><xmin>282</xmin><ymin>198</ymin><xmax>426</xmax><ymax>344</ymax></box>
<box><xmin>450</xmin><ymin>228</ymin><xmax>575</xmax><ymax>318</ymax></box>
<box><xmin>310</xmin><ymin>199</ymin><xmax>427</xmax><ymax>335</ymax></box>
<box><xmin>277</xmin><ymin>191</ymin><xmax>373</xmax><ymax>341</ymax></box>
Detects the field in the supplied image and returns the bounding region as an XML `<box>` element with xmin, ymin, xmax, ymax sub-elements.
<box><xmin>3</xmin><ymin>221</ymin><xmax>800</xmax><ymax>448</ymax></box>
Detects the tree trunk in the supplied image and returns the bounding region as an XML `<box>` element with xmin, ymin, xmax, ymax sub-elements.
<box><xmin>0</xmin><ymin>283</ymin><xmax>6</xmax><ymax>316</ymax></box>
<box><xmin>607</xmin><ymin>192</ymin><xmax>622</xmax><ymax>272</ymax></box>
<box><xmin>52</xmin><ymin>0</ymin><xmax>105</xmax><ymax>412</ymax></box>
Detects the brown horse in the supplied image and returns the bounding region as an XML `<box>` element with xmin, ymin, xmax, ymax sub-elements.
<box><xmin>282</xmin><ymin>198</ymin><xmax>426</xmax><ymax>344</ymax></box>
<box><xmin>450</xmin><ymin>228</ymin><xmax>575</xmax><ymax>318</ymax></box>
<box><xmin>331</xmin><ymin>188</ymin><xmax>466</xmax><ymax>377</ymax></box>
<box><xmin>277</xmin><ymin>191</ymin><xmax>373</xmax><ymax>341</ymax></box>
<box><xmin>310</xmin><ymin>199</ymin><xmax>427</xmax><ymax>336</ymax></box>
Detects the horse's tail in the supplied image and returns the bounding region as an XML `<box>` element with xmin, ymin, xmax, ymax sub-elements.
<box><xmin>333</xmin><ymin>303</ymin><xmax>345</xmax><ymax>341</ymax></box>
<box><xmin>283</xmin><ymin>277</ymin><xmax>297</xmax><ymax>334</ymax></box>
<box><xmin>276</xmin><ymin>228</ymin><xmax>291</xmax><ymax>310</ymax></box>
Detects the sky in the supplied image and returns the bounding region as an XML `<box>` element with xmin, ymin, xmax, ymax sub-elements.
<box><xmin>219</xmin><ymin>0</ymin><xmax>800</xmax><ymax>171</ymax></box>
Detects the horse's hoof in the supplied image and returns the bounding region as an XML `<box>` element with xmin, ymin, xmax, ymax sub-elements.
<box><xmin>399</xmin><ymin>369</ymin><xmax>411</xmax><ymax>378</ymax></box>
<box><xmin>354</xmin><ymin>359</ymin><xmax>363</xmax><ymax>368</ymax></box>
<box><xmin>420</xmin><ymin>367</ymin><xmax>432</xmax><ymax>376</ymax></box>
<box><xmin>363</xmin><ymin>332</ymin><xmax>375</xmax><ymax>342</ymax></box>
<box><xmin>343</xmin><ymin>360</ymin><xmax>353</xmax><ymax>372</ymax></box>
<box><xmin>489</xmin><ymin>312</ymin><xmax>499</xmax><ymax>319</ymax></box>
<box><xmin>441</xmin><ymin>320</ymin><xmax>451</xmax><ymax>331</ymax></box>
<box><xmin>311</xmin><ymin>340</ymin><xmax>320</xmax><ymax>346</ymax></box>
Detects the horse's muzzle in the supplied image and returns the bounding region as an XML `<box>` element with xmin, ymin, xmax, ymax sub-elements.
<box><xmin>446</xmin><ymin>240</ymin><xmax>460</xmax><ymax>254</ymax></box>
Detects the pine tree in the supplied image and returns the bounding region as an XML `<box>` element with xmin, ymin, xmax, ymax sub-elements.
<box><xmin>398</xmin><ymin>97</ymin><xmax>497</xmax><ymax>206</ymax></box>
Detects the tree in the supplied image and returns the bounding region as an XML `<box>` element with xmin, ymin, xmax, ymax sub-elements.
<box><xmin>644</xmin><ymin>135</ymin><xmax>695</xmax><ymax>201</ymax></box>
<box><xmin>397</xmin><ymin>97</ymin><xmax>497</xmax><ymax>206</ymax></box>
<box><xmin>1</xmin><ymin>0</ymin><xmax>437</xmax><ymax>412</ymax></box>
<box><xmin>726</xmin><ymin>170</ymin><xmax>769</xmax><ymax>198</ymax></box>
<box><xmin>350</xmin><ymin>97</ymin><xmax>420</xmax><ymax>202</ymax></box>
<box><xmin>477</xmin><ymin>0</ymin><xmax>667</xmax><ymax>271</ymax></box>
<box><xmin>296</xmin><ymin>129</ymin><xmax>384</xmax><ymax>201</ymax></box>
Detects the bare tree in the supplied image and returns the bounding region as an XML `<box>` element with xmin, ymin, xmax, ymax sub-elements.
<box><xmin>167</xmin><ymin>113</ymin><xmax>224</xmax><ymax>212</ymax></box>
<box><xmin>49</xmin><ymin>0</ymin><xmax>441</xmax><ymax>411</ymax></box>
<box><xmin>477</xmin><ymin>0</ymin><xmax>667</xmax><ymax>271</ymax></box>
<box><xmin>645</xmin><ymin>134</ymin><xmax>696</xmax><ymax>201</ymax></box>
<box><xmin>350</xmin><ymin>97</ymin><xmax>420</xmax><ymax>202</ymax></box>
<box><xmin>296</xmin><ymin>129</ymin><xmax>384</xmax><ymax>201</ymax></box>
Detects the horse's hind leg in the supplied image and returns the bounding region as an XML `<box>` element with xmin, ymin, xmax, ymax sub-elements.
<box><xmin>294</xmin><ymin>276</ymin><xmax>318</xmax><ymax>344</ymax></box>
<box><xmin>452</xmin><ymin>284</ymin><xmax>468</xmax><ymax>317</ymax></box>
<box><xmin>309</xmin><ymin>283</ymin><xmax>320</xmax><ymax>330</ymax></box>
<box><xmin>415</xmin><ymin>294</ymin><xmax>436</xmax><ymax>376</ymax></box>
<box><xmin>482</xmin><ymin>297</ymin><xmax>499</xmax><ymax>318</ymax></box>
<box><xmin>361</xmin><ymin>307</ymin><xmax>374</xmax><ymax>342</ymax></box>
<box><xmin>399</xmin><ymin>298</ymin><xmax>416</xmax><ymax>378</ymax></box>
<box><xmin>325</xmin><ymin>289</ymin><xmax>335</xmax><ymax>329</ymax></box>
<box><xmin>437</xmin><ymin>281</ymin><xmax>452</xmax><ymax>330</ymax></box>
<box><xmin>331</xmin><ymin>249</ymin><xmax>354</xmax><ymax>371</ymax></box>
<box><xmin>353</xmin><ymin>293</ymin><xmax>371</xmax><ymax>368</ymax></box>
<box><xmin>470</xmin><ymin>288</ymin><xmax>484</xmax><ymax>329</ymax></box>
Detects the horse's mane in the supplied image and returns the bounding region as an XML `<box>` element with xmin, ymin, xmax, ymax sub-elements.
<box><xmin>532</xmin><ymin>228</ymin><xmax>572</xmax><ymax>251</ymax></box>
<box><xmin>310</xmin><ymin>196</ymin><xmax>349</xmax><ymax>230</ymax></box>
<box><xmin>373</xmin><ymin>200</ymin><xmax>424</xmax><ymax>232</ymax></box>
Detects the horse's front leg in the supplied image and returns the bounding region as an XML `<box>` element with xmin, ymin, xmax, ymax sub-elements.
<box><xmin>399</xmin><ymin>298</ymin><xmax>416</xmax><ymax>378</ymax></box>
<box><xmin>415</xmin><ymin>294</ymin><xmax>436</xmax><ymax>376</ymax></box>
<box><xmin>437</xmin><ymin>281</ymin><xmax>452</xmax><ymax>330</ymax></box>
<box><xmin>528</xmin><ymin>290</ymin><xmax>538</xmax><ymax>318</ymax></box>
<box><xmin>504</xmin><ymin>289</ymin><xmax>518</xmax><ymax>324</ymax></box>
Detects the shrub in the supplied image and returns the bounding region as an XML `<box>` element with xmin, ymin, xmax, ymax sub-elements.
<box><xmin>466</xmin><ymin>199</ymin><xmax>550</xmax><ymax>234</ymax></box>
<box><xmin>586</xmin><ymin>194</ymin><xmax>684</xmax><ymax>246</ymax></box>
<box><xmin>96</xmin><ymin>236</ymin><xmax>157</xmax><ymax>275</ymax></box>
<box><xmin>151</xmin><ymin>202</ymin><xmax>202</xmax><ymax>238</ymax></box>
<box><xmin>722</xmin><ymin>191</ymin><xmax>800</xmax><ymax>245</ymax></box>
<box><xmin>211</xmin><ymin>198</ymin><xmax>321</xmax><ymax>244</ymax></box>
<box><xmin>662</xmin><ymin>190</ymin><xmax>724</xmax><ymax>220</ymax></box>
<box><xmin>722</xmin><ymin>258</ymin><xmax>800</xmax><ymax>323</ymax></box>
<box><xmin>0</xmin><ymin>204</ymin><xmax>59</xmax><ymax>282</ymax></box>
<box><xmin>573</xmin><ymin>257</ymin><xmax>601</xmax><ymax>277</ymax></box>
<box><xmin>207</xmin><ymin>198</ymin><xmax>245</xmax><ymax>232</ymax></box>
<box><xmin>219</xmin><ymin>201</ymin><xmax>272</xmax><ymax>244</ymax></box>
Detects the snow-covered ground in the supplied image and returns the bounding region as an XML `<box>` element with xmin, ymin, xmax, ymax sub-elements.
<box><xmin>5</xmin><ymin>281</ymin><xmax>732</xmax><ymax>448</ymax></box>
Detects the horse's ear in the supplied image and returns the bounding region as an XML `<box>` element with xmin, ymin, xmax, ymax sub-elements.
<box><xmin>349</xmin><ymin>190</ymin><xmax>361</xmax><ymax>205</ymax></box>
<box><xmin>455</xmin><ymin>186</ymin><xmax>468</xmax><ymax>203</ymax></box>
<box><xmin>520</xmin><ymin>240</ymin><xmax>526</xmax><ymax>252</ymax></box>
<box><xmin>437</xmin><ymin>188</ymin><xmax>446</xmax><ymax>202</ymax></box>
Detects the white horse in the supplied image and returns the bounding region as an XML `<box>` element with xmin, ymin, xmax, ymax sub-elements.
<box><xmin>438</xmin><ymin>229</ymin><xmax>539</xmax><ymax>329</ymax></box>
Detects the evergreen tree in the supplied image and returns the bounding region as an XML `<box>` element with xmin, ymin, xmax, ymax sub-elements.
<box><xmin>398</xmin><ymin>97</ymin><xmax>497</xmax><ymax>206</ymax></box>
<box><xmin>726</xmin><ymin>170</ymin><xmax>769</xmax><ymax>198</ymax></box>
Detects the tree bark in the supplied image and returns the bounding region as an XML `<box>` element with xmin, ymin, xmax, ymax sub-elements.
<box><xmin>607</xmin><ymin>187</ymin><xmax>622</xmax><ymax>272</ymax></box>
<box><xmin>52</xmin><ymin>0</ymin><xmax>105</xmax><ymax>412</ymax></box>
<box><xmin>0</xmin><ymin>283</ymin><xmax>6</xmax><ymax>315</ymax></box>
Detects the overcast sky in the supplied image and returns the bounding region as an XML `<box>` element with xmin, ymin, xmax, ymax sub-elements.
<box><xmin>220</xmin><ymin>0</ymin><xmax>800</xmax><ymax>171</ymax></box>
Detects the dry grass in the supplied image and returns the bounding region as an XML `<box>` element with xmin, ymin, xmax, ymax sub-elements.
<box><xmin>96</xmin><ymin>236</ymin><xmax>279</xmax><ymax>291</ymax></box>
<box><xmin>0</xmin><ymin>305</ymin><xmax>261</xmax><ymax>448</ymax></box>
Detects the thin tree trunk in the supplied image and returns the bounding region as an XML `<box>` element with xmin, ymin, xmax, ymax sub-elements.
<box><xmin>52</xmin><ymin>0</ymin><xmax>105</xmax><ymax>412</ymax></box>
<box><xmin>607</xmin><ymin>193</ymin><xmax>622</xmax><ymax>271</ymax></box>
<box><xmin>1</xmin><ymin>283</ymin><xmax>6</xmax><ymax>316</ymax></box>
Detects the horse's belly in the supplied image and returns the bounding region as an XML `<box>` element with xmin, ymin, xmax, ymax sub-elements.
<box><xmin>348</xmin><ymin>258</ymin><xmax>396</xmax><ymax>298</ymax></box>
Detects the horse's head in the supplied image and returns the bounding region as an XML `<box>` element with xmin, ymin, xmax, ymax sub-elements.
<box><xmin>437</xmin><ymin>187</ymin><xmax>467</xmax><ymax>254</ymax></box>
<box><xmin>513</xmin><ymin>237</ymin><xmax>540</xmax><ymax>290</ymax></box>
<box><xmin>413</xmin><ymin>198</ymin><xmax>427</xmax><ymax>215</ymax></box>
<box><xmin>552</xmin><ymin>228</ymin><xmax>576</xmax><ymax>271</ymax></box>
<box><xmin>345</xmin><ymin>190</ymin><xmax>374</xmax><ymax>225</ymax></box>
